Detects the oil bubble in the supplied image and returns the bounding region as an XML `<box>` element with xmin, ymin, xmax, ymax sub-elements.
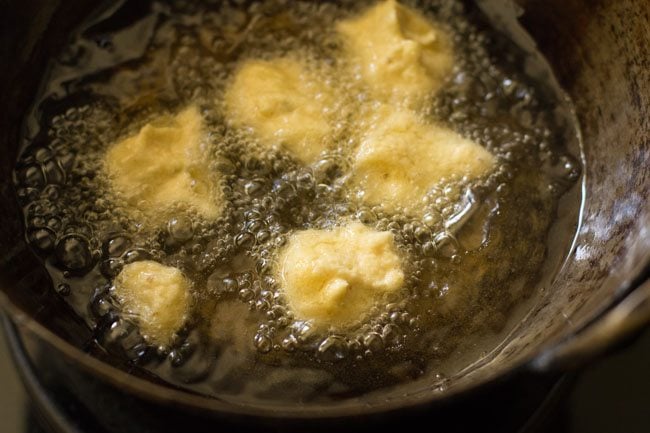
<box><xmin>254</xmin><ymin>333</ymin><xmax>273</xmax><ymax>354</ymax></box>
<box><xmin>318</xmin><ymin>336</ymin><xmax>348</xmax><ymax>362</ymax></box>
<box><xmin>100</xmin><ymin>258</ymin><xmax>123</xmax><ymax>278</ymax></box>
<box><xmin>56</xmin><ymin>283</ymin><xmax>71</xmax><ymax>296</ymax></box>
<box><xmin>168</xmin><ymin>216</ymin><xmax>194</xmax><ymax>242</ymax></box>
<box><xmin>27</xmin><ymin>228</ymin><xmax>56</xmax><ymax>252</ymax></box>
<box><xmin>55</xmin><ymin>234</ymin><xmax>93</xmax><ymax>271</ymax></box>
<box><xmin>362</xmin><ymin>332</ymin><xmax>384</xmax><ymax>352</ymax></box>
<box><xmin>105</xmin><ymin>236</ymin><xmax>131</xmax><ymax>257</ymax></box>
<box><xmin>19</xmin><ymin>165</ymin><xmax>45</xmax><ymax>188</ymax></box>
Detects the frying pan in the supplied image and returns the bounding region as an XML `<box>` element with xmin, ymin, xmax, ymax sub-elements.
<box><xmin>0</xmin><ymin>0</ymin><xmax>648</xmax><ymax>431</ymax></box>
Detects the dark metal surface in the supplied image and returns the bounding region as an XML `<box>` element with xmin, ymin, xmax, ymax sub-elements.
<box><xmin>0</xmin><ymin>316</ymin><xmax>570</xmax><ymax>433</ymax></box>
<box><xmin>2</xmin><ymin>314</ymin><xmax>650</xmax><ymax>433</ymax></box>
<box><xmin>0</xmin><ymin>315</ymin><xmax>571</xmax><ymax>433</ymax></box>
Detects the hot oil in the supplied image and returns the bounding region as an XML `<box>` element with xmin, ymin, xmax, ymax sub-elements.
<box><xmin>14</xmin><ymin>0</ymin><xmax>583</xmax><ymax>404</ymax></box>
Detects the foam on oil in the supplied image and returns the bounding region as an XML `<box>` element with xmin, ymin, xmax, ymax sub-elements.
<box><xmin>14</xmin><ymin>0</ymin><xmax>582</xmax><ymax>404</ymax></box>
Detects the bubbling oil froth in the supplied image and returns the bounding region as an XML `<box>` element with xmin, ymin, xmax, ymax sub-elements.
<box><xmin>14</xmin><ymin>0</ymin><xmax>581</xmax><ymax>400</ymax></box>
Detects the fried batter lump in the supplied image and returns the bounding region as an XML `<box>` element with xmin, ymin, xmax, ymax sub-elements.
<box><xmin>276</xmin><ymin>222</ymin><xmax>405</xmax><ymax>330</ymax></box>
<box><xmin>104</xmin><ymin>106</ymin><xmax>222</xmax><ymax>225</ymax></box>
<box><xmin>113</xmin><ymin>261</ymin><xmax>191</xmax><ymax>346</ymax></box>
<box><xmin>351</xmin><ymin>105</ymin><xmax>495</xmax><ymax>214</ymax></box>
<box><xmin>225</xmin><ymin>58</ymin><xmax>337</xmax><ymax>164</ymax></box>
<box><xmin>337</xmin><ymin>0</ymin><xmax>454</xmax><ymax>107</ymax></box>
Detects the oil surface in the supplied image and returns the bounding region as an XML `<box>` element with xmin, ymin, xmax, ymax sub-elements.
<box><xmin>14</xmin><ymin>0</ymin><xmax>582</xmax><ymax>405</ymax></box>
